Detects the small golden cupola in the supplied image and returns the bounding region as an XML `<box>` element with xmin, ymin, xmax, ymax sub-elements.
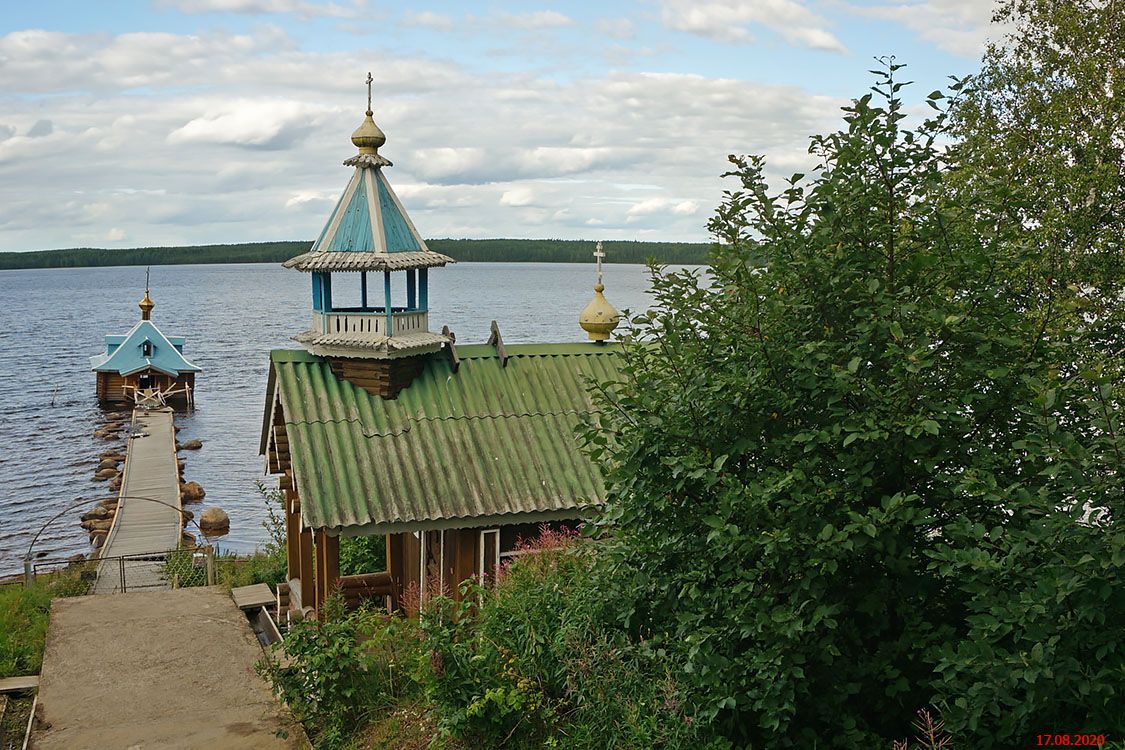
<box><xmin>351</xmin><ymin>72</ymin><xmax>387</xmax><ymax>154</ymax></box>
<box><xmin>139</xmin><ymin>289</ymin><xmax>155</xmax><ymax>320</ymax></box>
<box><xmin>579</xmin><ymin>241</ymin><xmax>620</xmax><ymax>341</ymax></box>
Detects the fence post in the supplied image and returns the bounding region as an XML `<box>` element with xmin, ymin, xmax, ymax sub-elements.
<box><xmin>23</xmin><ymin>558</ymin><xmax>34</xmax><ymax>588</ymax></box>
<box><xmin>205</xmin><ymin>545</ymin><xmax>215</xmax><ymax>586</ymax></box>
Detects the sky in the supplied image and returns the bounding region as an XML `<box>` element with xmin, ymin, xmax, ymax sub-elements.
<box><xmin>0</xmin><ymin>0</ymin><xmax>1001</xmax><ymax>252</ymax></box>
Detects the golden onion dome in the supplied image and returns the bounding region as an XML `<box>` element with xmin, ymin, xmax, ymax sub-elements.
<box><xmin>579</xmin><ymin>242</ymin><xmax>620</xmax><ymax>341</ymax></box>
<box><xmin>579</xmin><ymin>282</ymin><xmax>621</xmax><ymax>341</ymax></box>
<box><xmin>351</xmin><ymin>110</ymin><xmax>386</xmax><ymax>154</ymax></box>
<box><xmin>139</xmin><ymin>289</ymin><xmax>155</xmax><ymax>321</ymax></box>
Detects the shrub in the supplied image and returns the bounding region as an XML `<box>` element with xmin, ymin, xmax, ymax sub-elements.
<box><xmin>422</xmin><ymin>529</ymin><xmax>725</xmax><ymax>749</ymax></box>
<box><xmin>584</xmin><ymin>62</ymin><xmax>1124</xmax><ymax>747</ymax></box>
<box><xmin>258</xmin><ymin>598</ymin><xmax>426</xmax><ymax>749</ymax></box>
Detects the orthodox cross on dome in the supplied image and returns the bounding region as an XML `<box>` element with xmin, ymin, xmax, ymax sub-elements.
<box><xmin>593</xmin><ymin>241</ymin><xmax>606</xmax><ymax>287</ymax></box>
<box><xmin>366</xmin><ymin>71</ymin><xmax>373</xmax><ymax>114</ymax></box>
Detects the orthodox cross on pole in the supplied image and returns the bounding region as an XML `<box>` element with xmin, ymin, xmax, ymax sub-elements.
<box><xmin>145</xmin><ymin>266</ymin><xmax>150</xmax><ymax>293</ymax></box>
<box><xmin>366</xmin><ymin>71</ymin><xmax>373</xmax><ymax>114</ymax></box>
<box><xmin>594</xmin><ymin>241</ymin><xmax>606</xmax><ymax>286</ymax></box>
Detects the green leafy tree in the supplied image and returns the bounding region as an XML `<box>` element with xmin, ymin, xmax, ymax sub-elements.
<box><xmin>586</xmin><ymin>61</ymin><xmax>1124</xmax><ymax>748</ymax></box>
<box><xmin>951</xmin><ymin>0</ymin><xmax>1124</xmax><ymax>293</ymax></box>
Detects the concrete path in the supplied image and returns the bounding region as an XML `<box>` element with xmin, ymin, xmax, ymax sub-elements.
<box><xmin>34</xmin><ymin>587</ymin><xmax>305</xmax><ymax>749</ymax></box>
<box><xmin>95</xmin><ymin>407</ymin><xmax>183</xmax><ymax>593</ymax></box>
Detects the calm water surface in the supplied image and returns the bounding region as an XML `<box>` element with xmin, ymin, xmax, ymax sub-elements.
<box><xmin>0</xmin><ymin>261</ymin><xmax>681</xmax><ymax>573</ymax></box>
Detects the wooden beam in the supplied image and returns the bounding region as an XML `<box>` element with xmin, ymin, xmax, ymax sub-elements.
<box><xmin>314</xmin><ymin>529</ymin><xmax>340</xmax><ymax>617</ymax></box>
<box><xmin>298</xmin><ymin>526</ymin><xmax>314</xmax><ymax>610</ymax></box>
<box><xmin>487</xmin><ymin>320</ymin><xmax>508</xmax><ymax>367</ymax></box>
<box><xmin>285</xmin><ymin>491</ymin><xmax>301</xmax><ymax>581</ymax></box>
<box><xmin>442</xmin><ymin>325</ymin><xmax>460</xmax><ymax>373</ymax></box>
<box><xmin>0</xmin><ymin>675</ymin><xmax>39</xmax><ymax>693</ymax></box>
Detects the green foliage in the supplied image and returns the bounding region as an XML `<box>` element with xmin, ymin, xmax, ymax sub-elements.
<box><xmin>339</xmin><ymin>534</ymin><xmax>386</xmax><ymax>577</ymax></box>
<box><xmin>216</xmin><ymin>482</ymin><xmax>288</xmax><ymax>588</ymax></box>
<box><xmin>257</xmin><ymin>598</ymin><xmax>426</xmax><ymax>749</ymax></box>
<box><xmin>951</xmin><ymin>0</ymin><xmax>1125</xmax><ymax>293</ymax></box>
<box><xmin>0</xmin><ymin>583</ymin><xmax>52</xmax><ymax>678</ymax></box>
<box><xmin>421</xmin><ymin>531</ymin><xmax>725</xmax><ymax>749</ymax></box>
<box><xmin>0</xmin><ymin>572</ymin><xmax>96</xmax><ymax>678</ymax></box>
<box><xmin>0</xmin><ymin>238</ymin><xmax>711</xmax><ymax>269</ymax></box>
<box><xmin>584</xmin><ymin>60</ymin><xmax>1124</xmax><ymax>748</ymax></box>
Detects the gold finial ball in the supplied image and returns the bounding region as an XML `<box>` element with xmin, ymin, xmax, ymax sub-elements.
<box><xmin>579</xmin><ymin>283</ymin><xmax>620</xmax><ymax>341</ymax></box>
<box><xmin>351</xmin><ymin>111</ymin><xmax>387</xmax><ymax>154</ymax></box>
<box><xmin>139</xmin><ymin>290</ymin><xmax>155</xmax><ymax>321</ymax></box>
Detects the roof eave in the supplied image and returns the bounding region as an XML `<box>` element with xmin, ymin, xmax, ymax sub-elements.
<box><xmin>283</xmin><ymin>250</ymin><xmax>455</xmax><ymax>272</ymax></box>
<box><xmin>324</xmin><ymin>507</ymin><xmax>599</xmax><ymax>537</ymax></box>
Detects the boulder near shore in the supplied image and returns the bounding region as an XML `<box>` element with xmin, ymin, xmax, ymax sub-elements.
<box><xmin>199</xmin><ymin>507</ymin><xmax>230</xmax><ymax>535</ymax></box>
<box><xmin>180</xmin><ymin>481</ymin><xmax>205</xmax><ymax>503</ymax></box>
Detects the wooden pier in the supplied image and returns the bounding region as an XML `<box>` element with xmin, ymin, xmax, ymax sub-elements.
<box><xmin>94</xmin><ymin>407</ymin><xmax>183</xmax><ymax>593</ymax></box>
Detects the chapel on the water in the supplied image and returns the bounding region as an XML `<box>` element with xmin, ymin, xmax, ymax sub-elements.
<box><xmin>260</xmin><ymin>77</ymin><xmax>622</xmax><ymax>618</ymax></box>
<box><xmin>90</xmin><ymin>286</ymin><xmax>201</xmax><ymax>406</ymax></box>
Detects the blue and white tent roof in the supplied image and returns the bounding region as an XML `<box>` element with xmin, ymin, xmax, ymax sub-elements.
<box><xmin>90</xmin><ymin>320</ymin><xmax>202</xmax><ymax>377</ymax></box>
<box><xmin>284</xmin><ymin>137</ymin><xmax>454</xmax><ymax>273</ymax></box>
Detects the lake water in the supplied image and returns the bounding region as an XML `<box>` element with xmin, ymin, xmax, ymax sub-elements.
<box><xmin>0</xmin><ymin>261</ymin><xmax>677</xmax><ymax>573</ymax></box>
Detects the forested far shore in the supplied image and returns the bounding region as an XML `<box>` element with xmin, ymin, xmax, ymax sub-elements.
<box><xmin>0</xmin><ymin>238</ymin><xmax>713</xmax><ymax>270</ymax></box>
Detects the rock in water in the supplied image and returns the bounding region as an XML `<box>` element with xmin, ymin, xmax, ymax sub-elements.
<box><xmin>199</xmin><ymin>507</ymin><xmax>230</xmax><ymax>535</ymax></box>
<box><xmin>180</xmin><ymin>481</ymin><xmax>205</xmax><ymax>503</ymax></box>
<box><xmin>178</xmin><ymin>439</ymin><xmax>203</xmax><ymax>451</ymax></box>
<box><xmin>81</xmin><ymin>506</ymin><xmax>110</xmax><ymax>522</ymax></box>
<box><xmin>94</xmin><ymin>468</ymin><xmax>118</xmax><ymax>481</ymax></box>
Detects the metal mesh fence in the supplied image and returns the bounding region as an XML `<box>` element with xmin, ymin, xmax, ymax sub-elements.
<box><xmin>29</xmin><ymin>546</ymin><xmax>213</xmax><ymax>595</ymax></box>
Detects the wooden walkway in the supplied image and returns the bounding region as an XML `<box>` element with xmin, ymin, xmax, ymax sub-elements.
<box><xmin>94</xmin><ymin>407</ymin><xmax>183</xmax><ymax>593</ymax></box>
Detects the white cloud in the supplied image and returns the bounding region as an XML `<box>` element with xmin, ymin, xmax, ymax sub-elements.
<box><xmin>285</xmin><ymin>190</ymin><xmax>334</xmax><ymax>208</ymax></box>
<box><xmin>167</xmin><ymin>100</ymin><xmax>328</xmax><ymax>148</ymax></box>
<box><xmin>157</xmin><ymin>0</ymin><xmax>365</xmax><ymax>18</ymax></box>
<box><xmin>497</xmin><ymin>10</ymin><xmax>575</xmax><ymax>30</ymax></box>
<box><xmin>659</xmin><ymin>0</ymin><xmax>846</xmax><ymax>52</ymax></box>
<box><xmin>0</xmin><ymin>26</ymin><xmax>841</xmax><ymax>250</ymax></box>
<box><xmin>848</xmin><ymin>0</ymin><xmax>996</xmax><ymax>58</ymax></box>
<box><xmin>500</xmin><ymin>187</ymin><xmax>536</xmax><ymax>207</ymax></box>
<box><xmin>106</xmin><ymin>227</ymin><xmax>126</xmax><ymax>241</ymax></box>
<box><xmin>626</xmin><ymin>197</ymin><xmax>700</xmax><ymax>221</ymax></box>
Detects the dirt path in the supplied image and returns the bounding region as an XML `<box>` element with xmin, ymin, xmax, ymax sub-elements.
<box><xmin>34</xmin><ymin>587</ymin><xmax>305</xmax><ymax>749</ymax></box>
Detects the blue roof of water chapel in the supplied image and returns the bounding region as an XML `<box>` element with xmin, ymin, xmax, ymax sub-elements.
<box><xmin>90</xmin><ymin>320</ymin><xmax>201</xmax><ymax>376</ymax></box>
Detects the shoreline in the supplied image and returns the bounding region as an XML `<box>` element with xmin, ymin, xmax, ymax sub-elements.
<box><xmin>0</xmin><ymin>238</ymin><xmax>714</xmax><ymax>271</ymax></box>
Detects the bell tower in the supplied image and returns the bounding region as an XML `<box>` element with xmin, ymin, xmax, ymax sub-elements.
<box><xmin>284</xmin><ymin>74</ymin><xmax>454</xmax><ymax>397</ymax></box>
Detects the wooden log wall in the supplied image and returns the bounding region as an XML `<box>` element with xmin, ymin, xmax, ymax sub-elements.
<box><xmin>328</xmin><ymin>355</ymin><xmax>426</xmax><ymax>399</ymax></box>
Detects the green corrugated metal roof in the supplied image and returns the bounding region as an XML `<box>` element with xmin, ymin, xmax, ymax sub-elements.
<box><xmin>265</xmin><ymin>343</ymin><xmax>621</xmax><ymax>535</ymax></box>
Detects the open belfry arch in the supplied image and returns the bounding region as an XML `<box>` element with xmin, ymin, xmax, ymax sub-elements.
<box><xmin>261</xmin><ymin>75</ymin><xmax>624</xmax><ymax>618</ymax></box>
